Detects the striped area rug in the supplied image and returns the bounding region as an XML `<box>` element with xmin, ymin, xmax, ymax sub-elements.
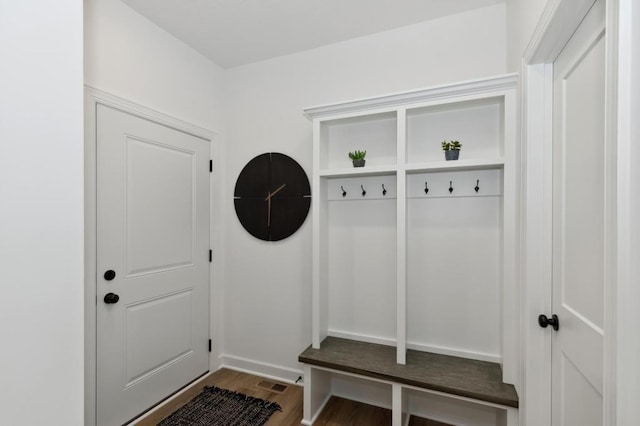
<box><xmin>157</xmin><ymin>386</ymin><xmax>282</xmax><ymax>426</ymax></box>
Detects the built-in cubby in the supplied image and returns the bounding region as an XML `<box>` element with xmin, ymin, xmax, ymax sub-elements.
<box><xmin>402</xmin><ymin>387</ymin><xmax>510</xmax><ymax>426</ymax></box>
<box><xmin>301</xmin><ymin>74</ymin><xmax>519</xmax><ymax>426</ymax></box>
<box><xmin>328</xmin><ymin>190</ymin><xmax>397</xmax><ymax>343</ymax></box>
<box><xmin>319</xmin><ymin>111</ymin><xmax>397</xmax><ymax>171</ymax></box>
<box><xmin>406</xmin><ymin>168</ymin><xmax>503</xmax><ymax>362</ymax></box>
<box><xmin>406</xmin><ymin>97</ymin><xmax>505</xmax><ymax>165</ymax></box>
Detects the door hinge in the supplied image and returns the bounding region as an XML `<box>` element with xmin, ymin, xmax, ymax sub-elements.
<box><xmin>209</xmin><ymin>160</ymin><xmax>213</xmax><ymax>173</ymax></box>
<box><xmin>209</xmin><ymin>250</ymin><xmax>212</xmax><ymax>262</ymax></box>
<box><xmin>208</xmin><ymin>339</ymin><xmax>212</xmax><ymax>352</ymax></box>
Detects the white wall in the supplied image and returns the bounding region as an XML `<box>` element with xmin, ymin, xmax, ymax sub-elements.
<box><xmin>222</xmin><ymin>4</ymin><xmax>507</xmax><ymax>379</ymax></box>
<box><xmin>84</xmin><ymin>0</ymin><xmax>225</xmax><ymax>131</ymax></box>
<box><xmin>505</xmin><ymin>0</ymin><xmax>549</xmax><ymax>71</ymax></box>
<box><xmin>0</xmin><ymin>2</ymin><xmax>84</xmax><ymax>425</ymax></box>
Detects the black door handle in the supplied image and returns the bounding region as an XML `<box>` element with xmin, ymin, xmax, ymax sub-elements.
<box><xmin>104</xmin><ymin>270</ymin><xmax>116</xmax><ymax>281</ymax></box>
<box><xmin>538</xmin><ymin>314</ymin><xmax>559</xmax><ymax>331</ymax></box>
<box><xmin>104</xmin><ymin>293</ymin><xmax>120</xmax><ymax>304</ymax></box>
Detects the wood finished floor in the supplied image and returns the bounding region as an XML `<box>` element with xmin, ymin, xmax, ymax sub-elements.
<box><xmin>134</xmin><ymin>368</ymin><xmax>451</xmax><ymax>426</ymax></box>
<box><xmin>134</xmin><ymin>368</ymin><xmax>303</xmax><ymax>426</ymax></box>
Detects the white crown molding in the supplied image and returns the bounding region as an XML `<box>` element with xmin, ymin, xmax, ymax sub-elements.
<box><xmin>303</xmin><ymin>74</ymin><xmax>519</xmax><ymax>120</ymax></box>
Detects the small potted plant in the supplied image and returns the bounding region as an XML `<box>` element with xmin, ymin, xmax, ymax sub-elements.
<box><xmin>348</xmin><ymin>150</ymin><xmax>367</xmax><ymax>167</ymax></box>
<box><xmin>441</xmin><ymin>140</ymin><xmax>462</xmax><ymax>161</ymax></box>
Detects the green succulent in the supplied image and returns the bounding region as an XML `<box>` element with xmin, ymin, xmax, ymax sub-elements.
<box><xmin>348</xmin><ymin>150</ymin><xmax>367</xmax><ymax>160</ymax></box>
<box><xmin>441</xmin><ymin>140</ymin><xmax>462</xmax><ymax>151</ymax></box>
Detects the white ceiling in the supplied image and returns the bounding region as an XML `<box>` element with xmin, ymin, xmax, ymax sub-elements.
<box><xmin>121</xmin><ymin>0</ymin><xmax>503</xmax><ymax>69</ymax></box>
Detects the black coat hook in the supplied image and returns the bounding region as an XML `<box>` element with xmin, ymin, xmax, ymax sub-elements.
<box><xmin>341</xmin><ymin>186</ymin><xmax>347</xmax><ymax>197</ymax></box>
<box><xmin>424</xmin><ymin>181</ymin><xmax>429</xmax><ymax>194</ymax></box>
<box><xmin>361</xmin><ymin>185</ymin><xmax>366</xmax><ymax>197</ymax></box>
<box><xmin>382</xmin><ymin>184</ymin><xmax>387</xmax><ymax>196</ymax></box>
<box><xmin>475</xmin><ymin>179</ymin><xmax>480</xmax><ymax>193</ymax></box>
<box><xmin>449</xmin><ymin>181</ymin><xmax>454</xmax><ymax>194</ymax></box>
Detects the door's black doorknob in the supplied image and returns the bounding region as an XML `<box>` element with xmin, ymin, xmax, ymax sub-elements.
<box><xmin>104</xmin><ymin>270</ymin><xmax>116</xmax><ymax>281</ymax></box>
<box><xmin>104</xmin><ymin>293</ymin><xmax>120</xmax><ymax>304</ymax></box>
<box><xmin>538</xmin><ymin>314</ymin><xmax>559</xmax><ymax>331</ymax></box>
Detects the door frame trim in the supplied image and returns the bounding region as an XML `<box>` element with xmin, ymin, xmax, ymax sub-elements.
<box><xmin>520</xmin><ymin>0</ymin><xmax>626</xmax><ymax>425</ymax></box>
<box><xmin>614</xmin><ymin>1</ymin><xmax>640</xmax><ymax>424</ymax></box>
<box><xmin>84</xmin><ymin>87</ymin><xmax>217</xmax><ymax>426</ymax></box>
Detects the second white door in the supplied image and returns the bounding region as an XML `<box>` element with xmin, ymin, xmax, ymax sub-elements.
<box><xmin>551</xmin><ymin>0</ymin><xmax>607</xmax><ymax>424</ymax></box>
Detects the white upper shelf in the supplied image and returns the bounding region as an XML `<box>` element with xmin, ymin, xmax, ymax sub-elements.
<box><xmin>319</xmin><ymin>158</ymin><xmax>504</xmax><ymax>178</ymax></box>
<box><xmin>319</xmin><ymin>165</ymin><xmax>397</xmax><ymax>178</ymax></box>
<box><xmin>404</xmin><ymin>158</ymin><xmax>505</xmax><ymax>173</ymax></box>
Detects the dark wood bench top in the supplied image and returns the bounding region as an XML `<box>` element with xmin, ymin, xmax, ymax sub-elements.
<box><xmin>298</xmin><ymin>337</ymin><xmax>518</xmax><ymax>408</ymax></box>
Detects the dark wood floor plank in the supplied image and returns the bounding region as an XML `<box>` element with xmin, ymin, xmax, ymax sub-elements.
<box><xmin>299</xmin><ymin>337</ymin><xmax>519</xmax><ymax>408</ymax></box>
<box><xmin>408</xmin><ymin>415</ymin><xmax>453</xmax><ymax>426</ymax></box>
<box><xmin>313</xmin><ymin>397</ymin><xmax>454</xmax><ymax>426</ymax></box>
<box><xmin>314</xmin><ymin>396</ymin><xmax>392</xmax><ymax>426</ymax></box>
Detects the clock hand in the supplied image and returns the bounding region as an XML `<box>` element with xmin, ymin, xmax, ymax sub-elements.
<box><xmin>266</xmin><ymin>183</ymin><xmax>286</xmax><ymax>229</ymax></box>
<box><xmin>264</xmin><ymin>183</ymin><xmax>287</xmax><ymax>201</ymax></box>
<box><xmin>267</xmin><ymin>196</ymin><xmax>271</xmax><ymax>228</ymax></box>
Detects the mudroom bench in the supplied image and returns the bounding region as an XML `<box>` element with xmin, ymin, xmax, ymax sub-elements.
<box><xmin>299</xmin><ymin>337</ymin><xmax>519</xmax><ymax>426</ymax></box>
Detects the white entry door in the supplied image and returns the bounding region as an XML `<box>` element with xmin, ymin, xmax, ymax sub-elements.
<box><xmin>96</xmin><ymin>104</ymin><xmax>210</xmax><ymax>426</ymax></box>
<box><xmin>551</xmin><ymin>0</ymin><xmax>607</xmax><ymax>424</ymax></box>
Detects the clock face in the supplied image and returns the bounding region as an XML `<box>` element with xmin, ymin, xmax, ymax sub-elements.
<box><xmin>234</xmin><ymin>153</ymin><xmax>311</xmax><ymax>241</ymax></box>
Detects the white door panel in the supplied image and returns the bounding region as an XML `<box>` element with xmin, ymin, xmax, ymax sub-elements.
<box><xmin>552</xmin><ymin>0</ymin><xmax>606</xmax><ymax>424</ymax></box>
<box><xmin>125</xmin><ymin>289</ymin><xmax>194</xmax><ymax>384</ymax></box>
<box><xmin>560</xmin><ymin>355</ymin><xmax>603</xmax><ymax>425</ymax></box>
<box><xmin>96</xmin><ymin>104</ymin><xmax>210</xmax><ymax>426</ymax></box>
<box><xmin>126</xmin><ymin>137</ymin><xmax>196</xmax><ymax>276</ymax></box>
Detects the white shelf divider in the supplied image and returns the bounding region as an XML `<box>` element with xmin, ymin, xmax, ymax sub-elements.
<box><xmin>396</xmin><ymin>108</ymin><xmax>407</xmax><ymax>365</ymax></box>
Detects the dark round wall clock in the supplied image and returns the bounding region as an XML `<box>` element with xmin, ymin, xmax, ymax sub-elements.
<box><xmin>234</xmin><ymin>153</ymin><xmax>311</xmax><ymax>241</ymax></box>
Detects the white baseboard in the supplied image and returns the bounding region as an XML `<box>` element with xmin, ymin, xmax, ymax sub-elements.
<box><xmin>219</xmin><ymin>353</ymin><xmax>304</xmax><ymax>385</ymax></box>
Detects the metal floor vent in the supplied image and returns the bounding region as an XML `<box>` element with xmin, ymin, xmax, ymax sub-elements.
<box><xmin>256</xmin><ymin>380</ymin><xmax>288</xmax><ymax>393</ymax></box>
